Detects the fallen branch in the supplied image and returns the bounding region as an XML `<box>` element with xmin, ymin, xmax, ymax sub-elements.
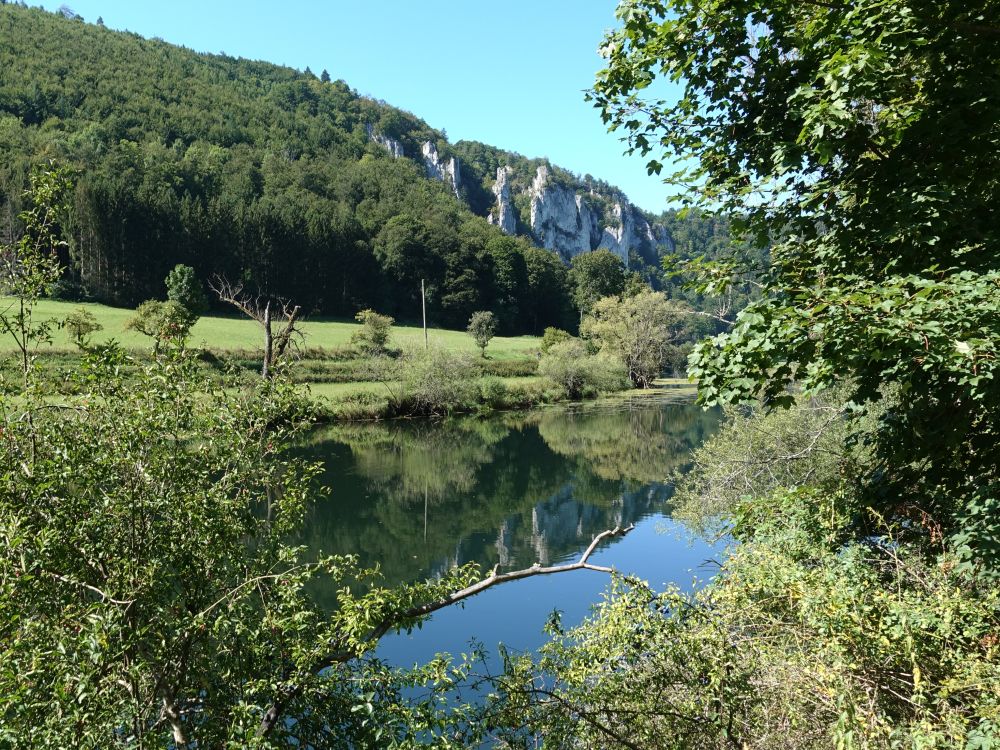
<box><xmin>255</xmin><ymin>525</ymin><xmax>635</xmax><ymax>739</ymax></box>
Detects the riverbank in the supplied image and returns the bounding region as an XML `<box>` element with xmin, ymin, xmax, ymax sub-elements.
<box><xmin>5</xmin><ymin>299</ymin><xmax>696</xmax><ymax>421</ymax></box>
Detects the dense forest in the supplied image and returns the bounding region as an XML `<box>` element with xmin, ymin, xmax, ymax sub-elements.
<box><xmin>0</xmin><ymin>3</ymin><xmax>737</xmax><ymax>335</ymax></box>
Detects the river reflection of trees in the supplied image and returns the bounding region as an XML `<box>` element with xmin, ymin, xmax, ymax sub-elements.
<box><xmin>295</xmin><ymin>401</ymin><xmax>718</xmax><ymax>599</ymax></box>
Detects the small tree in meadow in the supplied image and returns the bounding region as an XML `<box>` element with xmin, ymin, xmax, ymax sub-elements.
<box><xmin>351</xmin><ymin>309</ymin><xmax>394</xmax><ymax>355</ymax></box>
<box><xmin>63</xmin><ymin>307</ymin><xmax>102</xmax><ymax>349</ymax></box>
<box><xmin>467</xmin><ymin>310</ymin><xmax>497</xmax><ymax>358</ymax></box>
<box><xmin>126</xmin><ymin>299</ymin><xmax>197</xmax><ymax>352</ymax></box>
<box><xmin>165</xmin><ymin>264</ymin><xmax>209</xmax><ymax>317</ymax></box>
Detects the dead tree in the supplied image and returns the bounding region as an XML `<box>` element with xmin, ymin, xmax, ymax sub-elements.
<box><xmin>209</xmin><ymin>276</ymin><xmax>303</xmax><ymax>378</ymax></box>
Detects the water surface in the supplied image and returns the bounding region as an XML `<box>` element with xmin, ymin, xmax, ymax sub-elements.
<box><xmin>297</xmin><ymin>394</ymin><xmax>722</xmax><ymax>663</ymax></box>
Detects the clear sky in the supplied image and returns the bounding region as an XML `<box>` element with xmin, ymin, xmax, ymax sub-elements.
<box><xmin>38</xmin><ymin>0</ymin><xmax>682</xmax><ymax>214</ymax></box>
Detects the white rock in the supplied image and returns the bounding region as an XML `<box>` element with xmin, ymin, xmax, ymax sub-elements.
<box><xmin>421</xmin><ymin>141</ymin><xmax>461</xmax><ymax>198</ymax></box>
<box><xmin>487</xmin><ymin>166</ymin><xmax>517</xmax><ymax>235</ymax></box>
<box><xmin>365</xmin><ymin>123</ymin><xmax>404</xmax><ymax>159</ymax></box>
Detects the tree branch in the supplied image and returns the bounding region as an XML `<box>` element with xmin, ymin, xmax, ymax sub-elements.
<box><xmin>254</xmin><ymin>525</ymin><xmax>634</xmax><ymax>739</ymax></box>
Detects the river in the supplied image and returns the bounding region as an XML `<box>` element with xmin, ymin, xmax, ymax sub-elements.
<box><xmin>296</xmin><ymin>392</ymin><xmax>723</xmax><ymax>667</ymax></box>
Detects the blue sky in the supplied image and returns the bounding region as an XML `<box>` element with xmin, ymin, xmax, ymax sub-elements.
<box><xmin>39</xmin><ymin>0</ymin><xmax>682</xmax><ymax>214</ymax></box>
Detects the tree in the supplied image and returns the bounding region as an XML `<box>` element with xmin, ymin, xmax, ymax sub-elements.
<box><xmin>466</xmin><ymin>310</ymin><xmax>496</xmax><ymax>358</ymax></box>
<box><xmin>320</xmin><ymin>68</ymin><xmax>330</xmax><ymax>83</ymax></box>
<box><xmin>350</xmin><ymin>308</ymin><xmax>393</xmax><ymax>355</ymax></box>
<box><xmin>126</xmin><ymin>299</ymin><xmax>197</xmax><ymax>351</ymax></box>
<box><xmin>581</xmin><ymin>290</ymin><xmax>687</xmax><ymax>388</ymax></box>
<box><xmin>165</xmin><ymin>263</ymin><xmax>208</xmax><ymax>317</ymax></box>
<box><xmin>62</xmin><ymin>306</ymin><xmax>102</xmax><ymax>349</ymax></box>
<box><xmin>570</xmin><ymin>250</ymin><xmax>626</xmax><ymax>317</ymax></box>
<box><xmin>0</xmin><ymin>164</ymin><xmax>70</xmax><ymax>386</ymax></box>
<box><xmin>592</xmin><ymin>0</ymin><xmax>1000</xmax><ymax>564</ymax></box>
<box><xmin>210</xmin><ymin>277</ymin><xmax>303</xmax><ymax>379</ymax></box>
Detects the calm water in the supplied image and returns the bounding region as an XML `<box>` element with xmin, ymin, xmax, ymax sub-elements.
<box><xmin>296</xmin><ymin>393</ymin><xmax>722</xmax><ymax>665</ymax></box>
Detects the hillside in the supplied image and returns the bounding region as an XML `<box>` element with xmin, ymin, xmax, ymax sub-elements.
<box><xmin>0</xmin><ymin>4</ymin><xmax>725</xmax><ymax>334</ymax></box>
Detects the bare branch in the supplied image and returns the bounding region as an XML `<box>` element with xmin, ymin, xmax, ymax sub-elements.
<box><xmin>255</xmin><ymin>525</ymin><xmax>634</xmax><ymax>739</ymax></box>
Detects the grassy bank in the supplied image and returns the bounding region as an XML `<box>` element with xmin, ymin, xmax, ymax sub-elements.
<box><xmin>3</xmin><ymin>299</ymin><xmax>696</xmax><ymax>421</ymax></box>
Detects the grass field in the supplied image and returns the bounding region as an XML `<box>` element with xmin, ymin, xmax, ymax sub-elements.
<box><xmin>0</xmin><ymin>298</ymin><xmax>542</xmax><ymax>358</ymax></box>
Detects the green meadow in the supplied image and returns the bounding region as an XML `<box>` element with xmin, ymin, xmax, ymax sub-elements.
<box><xmin>0</xmin><ymin>298</ymin><xmax>542</xmax><ymax>359</ymax></box>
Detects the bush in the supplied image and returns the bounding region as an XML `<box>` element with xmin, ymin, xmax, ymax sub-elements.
<box><xmin>538</xmin><ymin>339</ymin><xmax>628</xmax><ymax>399</ymax></box>
<box><xmin>62</xmin><ymin>307</ymin><xmax>102</xmax><ymax>349</ymax></box>
<box><xmin>478</xmin><ymin>375</ymin><xmax>509</xmax><ymax>409</ymax></box>
<box><xmin>540</xmin><ymin>326</ymin><xmax>571</xmax><ymax>354</ymax></box>
<box><xmin>165</xmin><ymin>264</ymin><xmax>209</xmax><ymax>316</ymax></box>
<box><xmin>400</xmin><ymin>345</ymin><xmax>478</xmax><ymax>415</ymax></box>
<box><xmin>126</xmin><ymin>299</ymin><xmax>197</xmax><ymax>349</ymax></box>
<box><xmin>351</xmin><ymin>309</ymin><xmax>394</xmax><ymax>355</ymax></box>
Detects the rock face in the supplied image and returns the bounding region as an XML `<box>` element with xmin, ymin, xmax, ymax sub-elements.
<box><xmin>487</xmin><ymin>166</ymin><xmax>517</xmax><ymax>235</ymax></box>
<box><xmin>525</xmin><ymin>166</ymin><xmax>675</xmax><ymax>267</ymax></box>
<box><xmin>529</xmin><ymin>166</ymin><xmax>599</xmax><ymax>261</ymax></box>
<box><xmin>421</xmin><ymin>141</ymin><xmax>461</xmax><ymax>198</ymax></box>
<box><xmin>365</xmin><ymin>123</ymin><xmax>404</xmax><ymax>159</ymax></box>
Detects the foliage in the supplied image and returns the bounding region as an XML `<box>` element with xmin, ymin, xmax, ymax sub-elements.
<box><xmin>581</xmin><ymin>290</ymin><xmax>688</xmax><ymax>387</ymax></box>
<box><xmin>350</xmin><ymin>308</ymin><xmax>394</xmax><ymax>355</ymax></box>
<box><xmin>540</xmin><ymin>326</ymin><xmax>571</xmax><ymax>354</ymax></box>
<box><xmin>593</xmin><ymin>0</ymin><xmax>1000</xmax><ymax>565</ymax></box>
<box><xmin>125</xmin><ymin>299</ymin><xmax>197</xmax><ymax>350</ymax></box>
<box><xmin>538</xmin><ymin>339</ymin><xmax>628</xmax><ymax>400</ymax></box>
<box><xmin>672</xmin><ymin>393</ymin><xmax>853</xmax><ymax>535</ymax></box>
<box><xmin>0</xmin><ymin>163</ymin><xmax>71</xmax><ymax>384</ymax></box>
<box><xmin>569</xmin><ymin>250</ymin><xmax>626</xmax><ymax>315</ymax></box>
<box><xmin>165</xmin><ymin>263</ymin><xmax>208</xmax><ymax>316</ymax></box>
<box><xmin>466</xmin><ymin>310</ymin><xmax>497</xmax><ymax>357</ymax></box>
<box><xmin>61</xmin><ymin>306</ymin><xmax>102</xmax><ymax>349</ymax></box>
<box><xmin>400</xmin><ymin>344</ymin><xmax>479</xmax><ymax>416</ymax></box>
<box><xmin>492</xmin><ymin>491</ymin><xmax>1000</xmax><ymax>749</ymax></box>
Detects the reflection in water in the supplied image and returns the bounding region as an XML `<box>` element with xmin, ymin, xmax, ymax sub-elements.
<box><xmin>295</xmin><ymin>399</ymin><xmax>718</xmax><ymax>607</ymax></box>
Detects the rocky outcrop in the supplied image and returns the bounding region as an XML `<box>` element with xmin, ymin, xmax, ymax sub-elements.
<box><xmin>421</xmin><ymin>141</ymin><xmax>461</xmax><ymax>198</ymax></box>
<box><xmin>487</xmin><ymin>166</ymin><xmax>517</xmax><ymax>235</ymax></box>
<box><xmin>528</xmin><ymin>166</ymin><xmax>599</xmax><ymax>261</ymax></box>
<box><xmin>523</xmin><ymin>165</ymin><xmax>677</xmax><ymax>266</ymax></box>
<box><xmin>365</xmin><ymin>123</ymin><xmax>404</xmax><ymax>159</ymax></box>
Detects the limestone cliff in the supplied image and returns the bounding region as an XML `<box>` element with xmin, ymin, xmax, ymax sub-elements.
<box><xmin>486</xmin><ymin>166</ymin><xmax>517</xmax><ymax>235</ymax></box>
<box><xmin>421</xmin><ymin>141</ymin><xmax>461</xmax><ymax>198</ymax></box>
<box><xmin>365</xmin><ymin>123</ymin><xmax>404</xmax><ymax>159</ymax></box>
<box><xmin>521</xmin><ymin>165</ymin><xmax>674</xmax><ymax>267</ymax></box>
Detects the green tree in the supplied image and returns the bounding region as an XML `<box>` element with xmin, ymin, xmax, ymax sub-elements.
<box><xmin>570</xmin><ymin>249</ymin><xmax>626</xmax><ymax>317</ymax></box>
<box><xmin>593</xmin><ymin>0</ymin><xmax>1000</xmax><ymax>564</ymax></box>
<box><xmin>581</xmin><ymin>290</ymin><xmax>687</xmax><ymax>388</ymax></box>
<box><xmin>466</xmin><ymin>310</ymin><xmax>497</xmax><ymax>358</ymax></box>
<box><xmin>351</xmin><ymin>308</ymin><xmax>394</xmax><ymax>355</ymax></box>
<box><xmin>62</xmin><ymin>306</ymin><xmax>102</xmax><ymax>349</ymax></box>
<box><xmin>165</xmin><ymin>263</ymin><xmax>208</xmax><ymax>317</ymax></box>
<box><xmin>126</xmin><ymin>299</ymin><xmax>196</xmax><ymax>351</ymax></box>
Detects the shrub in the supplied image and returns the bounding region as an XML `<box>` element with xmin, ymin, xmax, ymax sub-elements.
<box><xmin>63</xmin><ymin>307</ymin><xmax>102</xmax><ymax>349</ymax></box>
<box><xmin>478</xmin><ymin>375</ymin><xmax>509</xmax><ymax>409</ymax></box>
<box><xmin>126</xmin><ymin>299</ymin><xmax>197</xmax><ymax>350</ymax></box>
<box><xmin>540</xmin><ymin>326</ymin><xmax>571</xmax><ymax>354</ymax></box>
<box><xmin>538</xmin><ymin>339</ymin><xmax>628</xmax><ymax>399</ymax></box>
<box><xmin>351</xmin><ymin>309</ymin><xmax>394</xmax><ymax>355</ymax></box>
<box><xmin>400</xmin><ymin>345</ymin><xmax>477</xmax><ymax>415</ymax></box>
<box><xmin>165</xmin><ymin>264</ymin><xmax>208</xmax><ymax>316</ymax></box>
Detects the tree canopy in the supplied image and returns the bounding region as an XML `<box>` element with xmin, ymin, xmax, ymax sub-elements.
<box><xmin>594</xmin><ymin>0</ymin><xmax>1000</xmax><ymax>566</ymax></box>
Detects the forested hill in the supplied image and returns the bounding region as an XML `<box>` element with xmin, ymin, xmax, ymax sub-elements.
<box><xmin>0</xmin><ymin>4</ymin><xmax>719</xmax><ymax>333</ymax></box>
